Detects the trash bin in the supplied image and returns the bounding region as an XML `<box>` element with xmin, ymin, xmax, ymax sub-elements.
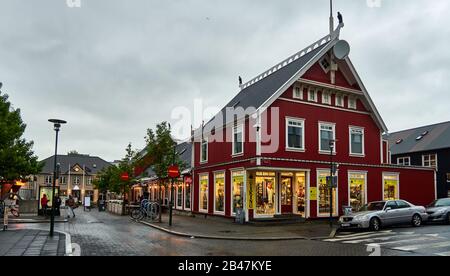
<box><xmin>343</xmin><ymin>206</ymin><xmax>353</xmax><ymax>216</ymax></box>
<box><xmin>98</xmin><ymin>200</ymin><xmax>105</xmax><ymax>212</ymax></box>
<box><xmin>235</xmin><ymin>208</ymin><xmax>245</xmax><ymax>225</ymax></box>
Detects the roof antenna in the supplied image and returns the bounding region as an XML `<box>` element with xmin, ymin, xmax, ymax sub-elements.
<box><xmin>329</xmin><ymin>0</ymin><xmax>334</xmax><ymax>35</ymax></box>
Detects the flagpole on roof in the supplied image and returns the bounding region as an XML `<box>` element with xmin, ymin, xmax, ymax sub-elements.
<box><xmin>329</xmin><ymin>0</ymin><xmax>334</xmax><ymax>35</ymax></box>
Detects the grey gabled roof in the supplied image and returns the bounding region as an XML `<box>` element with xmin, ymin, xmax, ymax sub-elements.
<box><xmin>39</xmin><ymin>154</ymin><xmax>112</xmax><ymax>175</ymax></box>
<box><xmin>198</xmin><ymin>41</ymin><xmax>330</xmax><ymax>135</ymax></box>
<box><xmin>385</xmin><ymin>121</ymin><xmax>450</xmax><ymax>155</ymax></box>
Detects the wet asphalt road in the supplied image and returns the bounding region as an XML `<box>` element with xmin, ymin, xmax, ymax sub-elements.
<box><xmin>10</xmin><ymin>209</ymin><xmax>385</xmax><ymax>256</ymax></box>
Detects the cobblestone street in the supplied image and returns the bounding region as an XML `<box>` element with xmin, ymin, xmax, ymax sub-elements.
<box><xmin>7</xmin><ymin>209</ymin><xmax>402</xmax><ymax>256</ymax></box>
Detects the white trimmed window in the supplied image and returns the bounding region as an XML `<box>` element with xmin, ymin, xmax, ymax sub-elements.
<box><xmin>423</xmin><ymin>154</ymin><xmax>437</xmax><ymax>168</ymax></box>
<box><xmin>319</xmin><ymin>122</ymin><xmax>336</xmax><ymax>153</ymax></box>
<box><xmin>199</xmin><ymin>174</ymin><xmax>209</xmax><ymax>212</ymax></box>
<box><xmin>73</xmin><ymin>176</ymin><xmax>80</xmax><ymax>185</ymax></box>
<box><xmin>349</xmin><ymin>127</ymin><xmax>365</xmax><ymax>156</ymax></box>
<box><xmin>308</xmin><ymin>88</ymin><xmax>317</xmax><ymax>102</ymax></box>
<box><xmin>232</xmin><ymin>125</ymin><xmax>244</xmax><ymax>156</ymax></box>
<box><xmin>45</xmin><ymin>176</ymin><xmax>52</xmax><ymax>184</ymax></box>
<box><xmin>322</xmin><ymin>91</ymin><xmax>331</xmax><ymax>105</ymax></box>
<box><xmin>214</xmin><ymin>172</ymin><xmax>225</xmax><ymax>214</ymax></box>
<box><xmin>335</xmin><ymin>94</ymin><xmax>344</xmax><ymax>107</ymax></box>
<box><xmin>293</xmin><ymin>86</ymin><xmax>303</xmax><ymax>100</ymax></box>
<box><xmin>59</xmin><ymin>176</ymin><xmax>66</xmax><ymax>185</ymax></box>
<box><xmin>200</xmin><ymin>138</ymin><xmax>208</xmax><ymax>163</ymax></box>
<box><xmin>397</xmin><ymin>157</ymin><xmax>411</xmax><ymax>166</ymax></box>
<box><xmin>286</xmin><ymin>118</ymin><xmax>305</xmax><ymax>151</ymax></box>
<box><xmin>320</xmin><ymin>56</ymin><xmax>331</xmax><ymax>73</ymax></box>
<box><xmin>348</xmin><ymin>97</ymin><xmax>357</xmax><ymax>109</ymax></box>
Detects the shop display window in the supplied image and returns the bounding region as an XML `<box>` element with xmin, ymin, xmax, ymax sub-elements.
<box><xmin>349</xmin><ymin>173</ymin><xmax>366</xmax><ymax>211</ymax></box>
<box><xmin>214</xmin><ymin>173</ymin><xmax>225</xmax><ymax>213</ymax></box>
<box><xmin>255</xmin><ymin>172</ymin><xmax>276</xmax><ymax>216</ymax></box>
<box><xmin>200</xmin><ymin>175</ymin><xmax>208</xmax><ymax>212</ymax></box>
<box><xmin>383</xmin><ymin>174</ymin><xmax>399</xmax><ymax>200</ymax></box>
<box><xmin>232</xmin><ymin>171</ymin><xmax>245</xmax><ymax>214</ymax></box>
<box><xmin>318</xmin><ymin>171</ymin><xmax>337</xmax><ymax>216</ymax></box>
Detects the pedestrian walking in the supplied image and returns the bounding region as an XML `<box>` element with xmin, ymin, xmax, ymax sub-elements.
<box><xmin>41</xmin><ymin>194</ymin><xmax>49</xmax><ymax>218</ymax></box>
<box><xmin>54</xmin><ymin>195</ymin><xmax>62</xmax><ymax>216</ymax></box>
<box><xmin>66</xmin><ymin>195</ymin><xmax>76</xmax><ymax>219</ymax></box>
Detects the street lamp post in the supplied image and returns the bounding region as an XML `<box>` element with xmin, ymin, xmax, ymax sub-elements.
<box><xmin>329</xmin><ymin>139</ymin><xmax>335</xmax><ymax>228</ymax></box>
<box><xmin>169</xmin><ymin>142</ymin><xmax>177</xmax><ymax>227</ymax></box>
<box><xmin>48</xmin><ymin>119</ymin><xmax>67</xmax><ymax>237</ymax></box>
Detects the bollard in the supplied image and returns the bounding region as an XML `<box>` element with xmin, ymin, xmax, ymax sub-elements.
<box><xmin>3</xmin><ymin>206</ymin><xmax>9</xmax><ymax>231</ymax></box>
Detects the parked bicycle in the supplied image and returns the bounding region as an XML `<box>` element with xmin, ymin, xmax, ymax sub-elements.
<box><xmin>130</xmin><ymin>199</ymin><xmax>160</xmax><ymax>221</ymax></box>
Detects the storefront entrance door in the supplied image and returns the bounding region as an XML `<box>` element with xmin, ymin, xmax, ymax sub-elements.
<box><xmin>281</xmin><ymin>177</ymin><xmax>293</xmax><ymax>214</ymax></box>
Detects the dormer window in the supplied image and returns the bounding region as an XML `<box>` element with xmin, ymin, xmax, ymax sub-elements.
<box><xmin>308</xmin><ymin>88</ymin><xmax>317</xmax><ymax>102</ymax></box>
<box><xmin>348</xmin><ymin>97</ymin><xmax>357</xmax><ymax>109</ymax></box>
<box><xmin>293</xmin><ymin>86</ymin><xmax>303</xmax><ymax>100</ymax></box>
<box><xmin>320</xmin><ymin>56</ymin><xmax>331</xmax><ymax>73</ymax></box>
<box><xmin>322</xmin><ymin>91</ymin><xmax>331</xmax><ymax>105</ymax></box>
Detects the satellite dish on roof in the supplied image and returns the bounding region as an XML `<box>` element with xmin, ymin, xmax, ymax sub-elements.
<box><xmin>333</xmin><ymin>40</ymin><xmax>350</xmax><ymax>60</ymax></box>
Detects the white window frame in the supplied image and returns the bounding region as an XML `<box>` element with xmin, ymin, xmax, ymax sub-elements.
<box><xmin>319</xmin><ymin>56</ymin><xmax>331</xmax><ymax>73</ymax></box>
<box><xmin>184</xmin><ymin>179</ymin><xmax>192</xmax><ymax>211</ymax></box>
<box><xmin>318</xmin><ymin>122</ymin><xmax>336</xmax><ymax>154</ymax></box>
<box><xmin>232</xmin><ymin>124</ymin><xmax>244</xmax><ymax>156</ymax></box>
<box><xmin>349</xmin><ymin>126</ymin><xmax>365</xmax><ymax>157</ymax></box>
<box><xmin>316</xmin><ymin>169</ymin><xmax>339</xmax><ymax>218</ymax></box>
<box><xmin>230</xmin><ymin>169</ymin><xmax>246</xmax><ymax>217</ymax></box>
<box><xmin>59</xmin><ymin>176</ymin><xmax>66</xmax><ymax>185</ymax></box>
<box><xmin>397</xmin><ymin>157</ymin><xmax>411</xmax><ymax>166</ymax></box>
<box><xmin>285</xmin><ymin>117</ymin><xmax>305</xmax><ymax>152</ymax></box>
<box><xmin>213</xmin><ymin>171</ymin><xmax>226</xmax><ymax>215</ymax></box>
<box><xmin>199</xmin><ymin>174</ymin><xmax>209</xmax><ymax>213</ymax></box>
<box><xmin>45</xmin><ymin>175</ymin><xmax>52</xmax><ymax>185</ymax></box>
<box><xmin>200</xmin><ymin>138</ymin><xmax>208</xmax><ymax>164</ymax></box>
<box><xmin>382</xmin><ymin>172</ymin><xmax>400</xmax><ymax>201</ymax></box>
<box><xmin>347</xmin><ymin>171</ymin><xmax>368</xmax><ymax>210</ymax></box>
<box><xmin>322</xmin><ymin>90</ymin><xmax>331</xmax><ymax>105</ymax></box>
<box><xmin>293</xmin><ymin>85</ymin><xmax>303</xmax><ymax>100</ymax></box>
<box><xmin>335</xmin><ymin>94</ymin><xmax>344</xmax><ymax>107</ymax></box>
<box><xmin>176</xmin><ymin>182</ymin><xmax>183</xmax><ymax>209</ymax></box>
<box><xmin>74</xmin><ymin>176</ymin><xmax>80</xmax><ymax>185</ymax></box>
<box><xmin>348</xmin><ymin>97</ymin><xmax>357</xmax><ymax>110</ymax></box>
<box><xmin>308</xmin><ymin>88</ymin><xmax>317</xmax><ymax>102</ymax></box>
<box><xmin>422</xmin><ymin>154</ymin><xmax>437</xmax><ymax>169</ymax></box>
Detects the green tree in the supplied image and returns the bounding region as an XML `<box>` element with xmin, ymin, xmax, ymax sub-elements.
<box><xmin>0</xmin><ymin>86</ymin><xmax>42</xmax><ymax>183</ymax></box>
<box><xmin>144</xmin><ymin>122</ymin><xmax>186</xmax><ymax>221</ymax></box>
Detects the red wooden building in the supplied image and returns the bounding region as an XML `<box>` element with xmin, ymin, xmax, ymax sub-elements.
<box><xmin>190</xmin><ymin>22</ymin><xmax>436</xmax><ymax>221</ymax></box>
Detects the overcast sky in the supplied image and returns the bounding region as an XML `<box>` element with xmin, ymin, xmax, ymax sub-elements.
<box><xmin>1</xmin><ymin>0</ymin><xmax>449</xmax><ymax>162</ymax></box>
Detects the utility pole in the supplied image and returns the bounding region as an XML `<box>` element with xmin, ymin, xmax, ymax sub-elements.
<box><xmin>329</xmin><ymin>0</ymin><xmax>334</xmax><ymax>35</ymax></box>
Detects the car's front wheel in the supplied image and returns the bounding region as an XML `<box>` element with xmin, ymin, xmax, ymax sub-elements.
<box><xmin>370</xmin><ymin>217</ymin><xmax>381</xmax><ymax>231</ymax></box>
<box><xmin>412</xmin><ymin>214</ymin><xmax>422</xmax><ymax>227</ymax></box>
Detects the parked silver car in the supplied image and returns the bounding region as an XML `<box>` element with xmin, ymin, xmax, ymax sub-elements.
<box><xmin>426</xmin><ymin>198</ymin><xmax>450</xmax><ymax>224</ymax></box>
<box><xmin>339</xmin><ymin>200</ymin><xmax>429</xmax><ymax>231</ymax></box>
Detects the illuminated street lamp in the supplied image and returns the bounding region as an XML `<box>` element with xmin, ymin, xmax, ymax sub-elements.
<box><xmin>48</xmin><ymin>119</ymin><xmax>67</xmax><ymax>237</ymax></box>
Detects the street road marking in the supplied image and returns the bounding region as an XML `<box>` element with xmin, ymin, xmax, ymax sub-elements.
<box><xmin>376</xmin><ymin>236</ymin><xmax>437</xmax><ymax>246</ymax></box>
<box><xmin>325</xmin><ymin>232</ymin><xmax>394</xmax><ymax>242</ymax></box>
<box><xmin>336</xmin><ymin>230</ymin><xmax>392</xmax><ymax>238</ymax></box>
<box><xmin>393</xmin><ymin>241</ymin><xmax>450</xmax><ymax>252</ymax></box>
<box><xmin>343</xmin><ymin>236</ymin><xmax>399</xmax><ymax>244</ymax></box>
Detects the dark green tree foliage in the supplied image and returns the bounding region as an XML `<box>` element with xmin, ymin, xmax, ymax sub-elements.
<box><xmin>0</xmin><ymin>89</ymin><xmax>42</xmax><ymax>182</ymax></box>
<box><xmin>145</xmin><ymin>122</ymin><xmax>186</xmax><ymax>182</ymax></box>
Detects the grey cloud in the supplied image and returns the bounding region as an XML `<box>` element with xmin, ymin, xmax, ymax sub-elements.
<box><xmin>0</xmin><ymin>0</ymin><xmax>449</xmax><ymax>161</ymax></box>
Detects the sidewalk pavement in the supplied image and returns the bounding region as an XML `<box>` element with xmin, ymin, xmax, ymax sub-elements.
<box><xmin>0</xmin><ymin>229</ymin><xmax>67</xmax><ymax>256</ymax></box>
<box><xmin>4</xmin><ymin>214</ymin><xmax>68</xmax><ymax>224</ymax></box>
<box><xmin>138</xmin><ymin>213</ymin><xmax>337</xmax><ymax>240</ymax></box>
